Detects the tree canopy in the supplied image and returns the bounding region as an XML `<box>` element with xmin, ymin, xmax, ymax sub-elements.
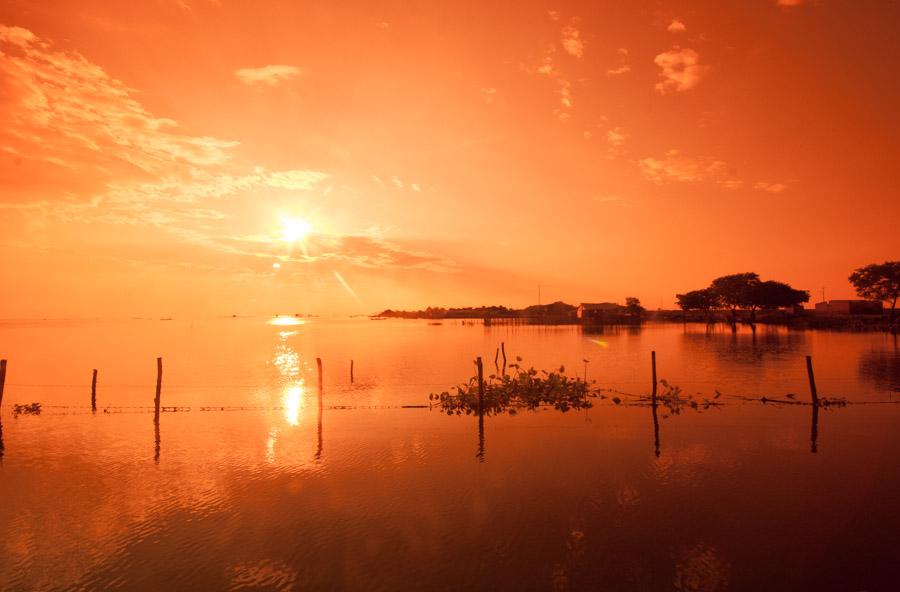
<box><xmin>675</xmin><ymin>288</ymin><xmax>720</xmax><ymax>312</ymax></box>
<box><xmin>709</xmin><ymin>272</ymin><xmax>760</xmax><ymax>311</ymax></box>
<box><xmin>625</xmin><ymin>297</ymin><xmax>645</xmax><ymax>315</ymax></box>
<box><xmin>849</xmin><ymin>261</ymin><xmax>900</xmax><ymax>323</ymax></box>
<box><xmin>751</xmin><ymin>281</ymin><xmax>809</xmax><ymax>310</ymax></box>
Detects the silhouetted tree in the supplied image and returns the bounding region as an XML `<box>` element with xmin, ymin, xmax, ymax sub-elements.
<box><xmin>710</xmin><ymin>272</ymin><xmax>760</xmax><ymax>328</ymax></box>
<box><xmin>625</xmin><ymin>297</ymin><xmax>645</xmax><ymax>317</ymax></box>
<box><xmin>751</xmin><ymin>281</ymin><xmax>810</xmax><ymax>311</ymax></box>
<box><xmin>676</xmin><ymin>289</ymin><xmax>720</xmax><ymax>322</ymax></box>
<box><xmin>849</xmin><ymin>261</ymin><xmax>900</xmax><ymax>327</ymax></box>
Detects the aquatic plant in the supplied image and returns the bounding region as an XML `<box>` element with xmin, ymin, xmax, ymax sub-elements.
<box><xmin>818</xmin><ymin>397</ymin><xmax>849</xmax><ymax>408</ymax></box>
<box><xmin>430</xmin><ymin>359</ymin><xmax>596</xmax><ymax>415</ymax></box>
<box><xmin>654</xmin><ymin>380</ymin><xmax>722</xmax><ymax>416</ymax></box>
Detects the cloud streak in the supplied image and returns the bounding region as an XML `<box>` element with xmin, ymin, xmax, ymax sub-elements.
<box><xmin>639</xmin><ymin>150</ymin><xmax>738</xmax><ymax>187</ymax></box>
<box><xmin>235</xmin><ymin>64</ymin><xmax>302</xmax><ymax>87</ymax></box>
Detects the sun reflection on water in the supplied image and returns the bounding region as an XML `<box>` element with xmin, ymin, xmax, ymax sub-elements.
<box><xmin>282</xmin><ymin>383</ymin><xmax>306</xmax><ymax>426</ymax></box>
<box><xmin>273</xmin><ymin>347</ymin><xmax>300</xmax><ymax>376</ymax></box>
<box><xmin>268</xmin><ymin>316</ymin><xmax>306</xmax><ymax>326</ymax></box>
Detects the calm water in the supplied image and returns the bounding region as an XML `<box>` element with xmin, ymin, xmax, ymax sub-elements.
<box><xmin>1</xmin><ymin>319</ymin><xmax>898</xmax><ymax>591</ymax></box>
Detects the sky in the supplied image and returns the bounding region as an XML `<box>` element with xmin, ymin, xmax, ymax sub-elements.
<box><xmin>1</xmin><ymin>0</ymin><xmax>898</xmax><ymax>318</ymax></box>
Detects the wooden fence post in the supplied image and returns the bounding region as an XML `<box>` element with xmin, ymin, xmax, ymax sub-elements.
<box><xmin>350</xmin><ymin>359</ymin><xmax>354</xmax><ymax>384</ymax></box>
<box><xmin>316</xmin><ymin>358</ymin><xmax>323</xmax><ymax>393</ymax></box>
<box><xmin>91</xmin><ymin>369</ymin><xmax>98</xmax><ymax>412</ymax></box>
<box><xmin>651</xmin><ymin>351</ymin><xmax>658</xmax><ymax>404</ymax></box>
<box><xmin>0</xmin><ymin>359</ymin><xmax>6</xmax><ymax>409</ymax></box>
<box><xmin>154</xmin><ymin>358</ymin><xmax>162</xmax><ymax>420</ymax></box>
<box><xmin>805</xmin><ymin>355</ymin><xmax>819</xmax><ymax>407</ymax></box>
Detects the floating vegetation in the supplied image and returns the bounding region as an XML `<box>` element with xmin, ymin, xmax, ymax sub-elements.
<box><xmin>13</xmin><ymin>402</ymin><xmax>42</xmax><ymax>417</ymax></box>
<box><xmin>430</xmin><ymin>359</ymin><xmax>596</xmax><ymax>415</ymax></box>
<box><xmin>652</xmin><ymin>380</ymin><xmax>722</xmax><ymax>417</ymax></box>
<box><xmin>818</xmin><ymin>397</ymin><xmax>849</xmax><ymax>408</ymax></box>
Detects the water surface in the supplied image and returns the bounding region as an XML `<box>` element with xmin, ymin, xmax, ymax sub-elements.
<box><xmin>1</xmin><ymin>319</ymin><xmax>898</xmax><ymax>591</ymax></box>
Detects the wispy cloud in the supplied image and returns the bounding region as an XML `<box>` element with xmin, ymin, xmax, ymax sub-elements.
<box><xmin>776</xmin><ymin>0</ymin><xmax>803</xmax><ymax>6</ymax></box>
<box><xmin>235</xmin><ymin>64</ymin><xmax>301</xmax><ymax>87</ymax></box>
<box><xmin>561</xmin><ymin>24</ymin><xmax>584</xmax><ymax>58</ymax></box>
<box><xmin>210</xmin><ymin>231</ymin><xmax>457</xmax><ymax>272</ymax></box>
<box><xmin>754</xmin><ymin>181</ymin><xmax>787</xmax><ymax>193</ymax></box>
<box><xmin>654</xmin><ymin>47</ymin><xmax>707</xmax><ymax>93</ymax></box>
<box><xmin>639</xmin><ymin>150</ymin><xmax>738</xmax><ymax>187</ymax></box>
<box><xmin>0</xmin><ymin>25</ymin><xmax>237</xmax><ymax>180</ymax></box>
<box><xmin>607</xmin><ymin>48</ymin><xmax>631</xmax><ymax>76</ymax></box>
<box><xmin>607</xmin><ymin>127</ymin><xmax>627</xmax><ymax>148</ymax></box>
<box><xmin>667</xmin><ymin>19</ymin><xmax>687</xmax><ymax>33</ymax></box>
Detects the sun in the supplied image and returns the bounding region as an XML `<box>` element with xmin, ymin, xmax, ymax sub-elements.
<box><xmin>281</xmin><ymin>217</ymin><xmax>312</xmax><ymax>242</ymax></box>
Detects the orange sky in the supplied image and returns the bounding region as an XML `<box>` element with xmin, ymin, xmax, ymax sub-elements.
<box><xmin>1</xmin><ymin>0</ymin><xmax>898</xmax><ymax>317</ymax></box>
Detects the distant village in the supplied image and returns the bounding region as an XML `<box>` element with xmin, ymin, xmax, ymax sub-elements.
<box><xmin>375</xmin><ymin>263</ymin><xmax>899</xmax><ymax>332</ymax></box>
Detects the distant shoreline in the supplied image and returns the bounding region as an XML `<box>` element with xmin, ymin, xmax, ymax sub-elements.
<box><xmin>372</xmin><ymin>308</ymin><xmax>894</xmax><ymax>332</ymax></box>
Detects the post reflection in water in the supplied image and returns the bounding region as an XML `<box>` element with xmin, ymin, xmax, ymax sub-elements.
<box><xmin>476</xmin><ymin>411</ymin><xmax>485</xmax><ymax>462</ymax></box>
<box><xmin>153</xmin><ymin>415</ymin><xmax>160</xmax><ymax>464</ymax></box>
<box><xmin>0</xmin><ymin>419</ymin><xmax>4</xmax><ymax>461</ymax></box>
<box><xmin>651</xmin><ymin>400</ymin><xmax>661</xmax><ymax>457</ymax></box>
<box><xmin>316</xmin><ymin>384</ymin><xmax>323</xmax><ymax>461</ymax></box>
<box><xmin>811</xmin><ymin>402</ymin><xmax>819</xmax><ymax>454</ymax></box>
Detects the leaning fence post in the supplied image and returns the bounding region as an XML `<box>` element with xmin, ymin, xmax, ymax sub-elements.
<box><xmin>0</xmin><ymin>359</ymin><xmax>6</xmax><ymax>409</ymax></box>
<box><xmin>154</xmin><ymin>357</ymin><xmax>162</xmax><ymax>420</ymax></box>
<box><xmin>501</xmin><ymin>342</ymin><xmax>507</xmax><ymax>373</ymax></box>
<box><xmin>651</xmin><ymin>351</ymin><xmax>658</xmax><ymax>404</ymax></box>
<box><xmin>805</xmin><ymin>355</ymin><xmax>819</xmax><ymax>407</ymax></box>
<box><xmin>91</xmin><ymin>369</ymin><xmax>98</xmax><ymax>412</ymax></box>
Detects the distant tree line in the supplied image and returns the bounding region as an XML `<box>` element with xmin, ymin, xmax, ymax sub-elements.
<box><xmin>376</xmin><ymin>301</ymin><xmax>579</xmax><ymax>320</ymax></box>
<box><xmin>677</xmin><ymin>261</ymin><xmax>899</xmax><ymax>332</ymax></box>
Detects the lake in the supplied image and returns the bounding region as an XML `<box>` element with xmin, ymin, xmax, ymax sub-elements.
<box><xmin>1</xmin><ymin>318</ymin><xmax>898</xmax><ymax>591</ymax></box>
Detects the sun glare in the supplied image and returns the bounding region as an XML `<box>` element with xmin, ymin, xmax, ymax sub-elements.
<box><xmin>281</xmin><ymin>217</ymin><xmax>312</xmax><ymax>242</ymax></box>
<box><xmin>282</xmin><ymin>384</ymin><xmax>305</xmax><ymax>426</ymax></box>
<box><xmin>268</xmin><ymin>316</ymin><xmax>306</xmax><ymax>326</ymax></box>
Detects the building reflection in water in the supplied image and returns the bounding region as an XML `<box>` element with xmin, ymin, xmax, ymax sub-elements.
<box><xmin>857</xmin><ymin>339</ymin><xmax>900</xmax><ymax>395</ymax></box>
<box><xmin>680</xmin><ymin>325</ymin><xmax>806</xmax><ymax>366</ymax></box>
